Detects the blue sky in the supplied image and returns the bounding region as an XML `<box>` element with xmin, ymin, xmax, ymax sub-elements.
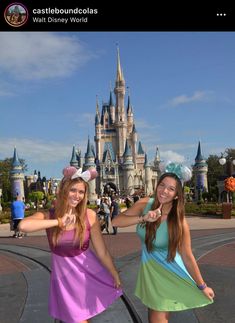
<box><xmin>0</xmin><ymin>32</ymin><xmax>234</xmax><ymax>179</ymax></box>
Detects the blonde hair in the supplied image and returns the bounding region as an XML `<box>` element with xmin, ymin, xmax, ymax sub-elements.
<box><xmin>145</xmin><ymin>172</ymin><xmax>185</xmax><ymax>261</ymax></box>
<box><xmin>52</xmin><ymin>177</ymin><xmax>88</xmax><ymax>248</ymax></box>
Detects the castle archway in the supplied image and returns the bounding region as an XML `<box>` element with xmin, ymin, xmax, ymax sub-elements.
<box><xmin>104</xmin><ymin>182</ymin><xmax>117</xmax><ymax>196</ymax></box>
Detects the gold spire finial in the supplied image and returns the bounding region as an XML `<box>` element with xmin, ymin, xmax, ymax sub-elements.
<box><xmin>96</xmin><ymin>95</ymin><xmax>99</xmax><ymax>113</ymax></box>
<box><xmin>116</xmin><ymin>44</ymin><xmax>123</xmax><ymax>81</ymax></box>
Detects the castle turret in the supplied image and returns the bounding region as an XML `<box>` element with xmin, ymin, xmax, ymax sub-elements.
<box><xmin>122</xmin><ymin>139</ymin><xmax>134</xmax><ymax>195</ymax></box>
<box><xmin>127</xmin><ymin>92</ymin><xmax>133</xmax><ymax>135</ymax></box>
<box><xmin>153</xmin><ymin>146</ymin><xmax>161</xmax><ymax>177</ymax></box>
<box><xmin>144</xmin><ymin>153</ymin><xmax>153</xmax><ymax>196</ymax></box>
<box><xmin>95</xmin><ymin>96</ymin><xmax>102</xmax><ymax>161</ymax></box>
<box><xmin>84</xmin><ymin>137</ymin><xmax>97</xmax><ymax>203</ymax></box>
<box><xmin>95</xmin><ymin>96</ymin><xmax>101</xmax><ymax>126</ymax></box>
<box><xmin>131</xmin><ymin>123</ymin><xmax>138</xmax><ymax>167</ymax></box>
<box><xmin>109</xmin><ymin>90</ymin><xmax>115</xmax><ymax>124</ymax></box>
<box><xmin>193</xmin><ymin>141</ymin><xmax>208</xmax><ymax>201</ymax></box>
<box><xmin>10</xmin><ymin>147</ymin><xmax>25</xmax><ymax>199</ymax></box>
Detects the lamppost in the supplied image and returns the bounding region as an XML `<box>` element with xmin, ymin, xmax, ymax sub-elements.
<box><xmin>219</xmin><ymin>154</ymin><xmax>235</xmax><ymax>203</ymax></box>
<box><xmin>0</xmin><ymin>188</ymin><xmax>2</xmax><ymax>212</ymax></box>
<box><xmin>0</xmin><ymin>174</ymin><xmax>2</xmax><ymax>212</ymax></box>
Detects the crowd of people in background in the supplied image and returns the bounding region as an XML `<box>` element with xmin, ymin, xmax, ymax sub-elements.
<box><xmin>95</xmin><ymin>192</ymin><xmax>145</xmax><ymax>235</ymax></box>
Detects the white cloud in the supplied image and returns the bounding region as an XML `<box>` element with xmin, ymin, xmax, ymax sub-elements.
<box><xmin>135</xmin><ymin>118</ymin><xmax>159</xmax><ymax>130</ymax></box>
<box><xmin>159</xmin><ymin>143</ymin><xmax>196</xmax><ymax>151</ymax></box>
<box><xmin>65</xmin><ymin>112</ymin><xmax>95</xmax><ymax>128</ymax></box>
<box><xmin>168</xmin><ymin>90</ymin><xmax>213</xmax><ymax>107</ymax></box>
<box><xmin>0</xmin><ymin>32</ymin><xmax>94</xmax><ymax>80</ymax></box>
<box><xmin>0</xmin><ymin>138</ymin><xmax>72</xmax><ymax>163</ymax></box>
<box><xmin>160</xmin><ymin>150</ymin><xmax>185</xmax><ymax>163</ymax></box>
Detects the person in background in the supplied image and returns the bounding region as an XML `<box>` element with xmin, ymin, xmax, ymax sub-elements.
<box><xmin>110</xmin><ymin>196</ymin><xmax>120</xmax><ymax>235</ymax></box>
<box><xmin>19</xmin><ymin>166</ymin><xmax>122</xmax><ymax>323</ymax></box>
<box><xmin>100</xmin><ymin>197</ymin><xmax>111</xmax><ymax>234</ymax></box>
<box><xmin>95</xmin><ymin>194</ymin><xmax>101</xmax><ymax>213</ymax></box>
<box><xmin>112</xmin><ymin>163</ymin><xmax>214</xmax><ymax>323</ymax></box>
<box><xmin>125</xmin><ymin>195</ymin><xmax>133</xmax><ymax>208</ymax></box>
<box><xmin>11</xmin><ymin>194</ymin><xmax>25</xmax><ymax>238</ymax></box>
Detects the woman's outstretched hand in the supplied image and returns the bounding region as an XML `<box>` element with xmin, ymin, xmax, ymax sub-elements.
<box><xmin>143</xmin><ymin>204</ymin><xmax>162</xmax><ymax>222</ymax></box>
<box><xmin>61</xmin><ymin>209</ymin><xmax>76</xmax><ymax>228</ymax></box>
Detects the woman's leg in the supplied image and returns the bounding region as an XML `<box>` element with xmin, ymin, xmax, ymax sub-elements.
<box><xmin>105</xmin><ymin>214</ymin><xmax>109</xmax><ymax>234</ymax></box>
<box><xmin>148</xmin><ymin>309</ymin><xmax>169</xmax><ymax>323</ymax></box>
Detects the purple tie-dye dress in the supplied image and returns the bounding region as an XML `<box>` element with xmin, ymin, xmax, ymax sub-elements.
<box><xmin>46</xmin><ymin>210</ymin><xmax>122</xmax><ymax>323</ymax></box>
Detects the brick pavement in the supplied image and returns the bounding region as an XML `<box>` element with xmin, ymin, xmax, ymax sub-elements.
<box><xmin>1</xmin><ymin>227</ymin><xmax>235</xmax><ymax>274</ymax></box>
<box><xmin>1</xmin><ymin>221</ymin><xmax>235</xmax><ymax>323</ymax></box>
<box><xmin>0</xmin><ymin>252</ymin><xmax>30</xmax><ymax>274</ymax></box>
<box><xmin>198</xmin><ymin>242</ymin><xmax>235</xmax><ymax>267</ymax></box>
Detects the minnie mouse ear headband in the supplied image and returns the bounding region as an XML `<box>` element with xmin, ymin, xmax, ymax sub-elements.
<box><xmin>159</xmin><ymin>161</ymin><xmax>192</xmax><ymax>184</ymax></box>
<box><xmin>62</xmin><ymin>166</ymin><xmax>98</xmax><ymax>182</ymax></box>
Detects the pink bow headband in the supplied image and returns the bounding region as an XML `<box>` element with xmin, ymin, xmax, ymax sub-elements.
<box><xmin>62</xmin><ymin>166</ymin><xmax>98</xmax><ymax>182</ymax></box>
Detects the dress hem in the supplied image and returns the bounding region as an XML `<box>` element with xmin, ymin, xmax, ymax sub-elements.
<box><xmin>135</xmin><ymin>293</ymin><xmax>213</xmax><ymax>312</ymax></box>
<box><xmin>50</xmin><ymin>291</ymin><xmax>123</xmax><ymax>323</ymax></box>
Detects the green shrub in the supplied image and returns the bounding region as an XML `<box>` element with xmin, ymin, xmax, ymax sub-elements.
<box><xmin>185</xmin><ymin>202</ymin><xmax>222</xmax><ymax>216</ymax></box>
<box><xmin>1</xmin><ymin>218</ymin><xmax>10</xmax><ymax>224</ymax></box>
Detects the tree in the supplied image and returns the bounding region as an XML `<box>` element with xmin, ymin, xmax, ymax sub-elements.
<box><xmin>28</xmin><ymin>191</ymin><xmax>44</xmax><ymax>210</ymax></box>
<box><xmin>225</xmin><ymin>148</ymin><xmax>235</xmax><ymax>158</ymax></box>
<box><xmin>224</xmin><ymin>148</ymin><xmax>235</xmax><ymax>176</ymax></box>
<box><xmin>207</xmin><ymin>154</ymin><xmax>224</xmax><ymax>201</ymax></box>
<box><xmin>0</xmin><ymin>158</ymin><xmax>27</xmax><ymax>202</ymax></box>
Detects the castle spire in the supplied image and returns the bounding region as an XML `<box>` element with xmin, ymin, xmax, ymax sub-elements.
<box><xmin>70</xmin><ymin>145</ymin><xmax>78</xmax><ymax>167</ymax></box>
<box><xmin>137</xmin><ymin>141</ymin><xmax>145</xmax><ymax>155</ymax></box>
<box><xmin>144</xmin><ymin>153</ymin><xmax>150</xmax><ymax>167</ymax></box>
<box><xmin>96</xmin><ymin>95</ymin><xmax>99</xmax><ymax>113</ymax></box>
<box><xmin>95</xmin><ymin>95</ymin><xmax>101</xmax><ymax>125</ymax></box>
<box><xmin>123</xmin><ymin>139</ymin><xmax>132</xmax><ymax>157</ymax></box>
<box><xmin>126</xmin><ymin>87</ymin><xmax>133</xmax><ymax>115</ymax></box>
<box><xmin>155</xmin><ymin>147</ymin><xmax>160</xmax><ymax>162</ymax></box>
<box><xmin>12</xmin><ymin>146</ymin><xmax>21</xmax><ymax>167</ymax></box>
<box><xmin>116</xmin><ymin>46</ymin><xmax>124</xmax><ymax>82</ymax></box>
<box><xmin>85</xmin><ymin>136</ymin><xmax>94</xmax><ymax>158</ymax></box>
<box><xmin>195</xmin><ymin>141</ymin><xmax>204</xmax><ymax>161</ymax></box>
<box><xmin>109</xmin><ymin>90</ymin><xmax>114</xmax><ymax>106</ymax></box>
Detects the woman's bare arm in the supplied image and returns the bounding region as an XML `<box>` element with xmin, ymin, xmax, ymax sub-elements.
<box><xmin>19</xmin><ymin>212</ymin><xmax>58</xmax><ymax>232</ymax></box>
<box><xmin>180</xmin><ymin>220</ymin><xmax>215</xmax><ymax>301</ymax></box>
<box><xmin>88</xmin><ymin>209</ymin><xmax>121</xmax><ymax>288</ymax></box>
<box><xmin>112</xmin><ymin>197</ymin><xmax>149</xmax><ymax>227</ymax></box>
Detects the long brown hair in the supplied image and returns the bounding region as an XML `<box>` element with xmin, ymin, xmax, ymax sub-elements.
<box><xmin>145</xmin><ymin>172</ymin><xmax>185</xmax><ymax>261</ymax></box>
<box><xmin>52</xmin><ymin>177</ymin><xmax>88</xmax><ymax>248</ymax></box>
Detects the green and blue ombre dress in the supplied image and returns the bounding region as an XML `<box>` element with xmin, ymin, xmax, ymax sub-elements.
<box><xmin>135</xmin><ymin>198</ymin><xmax>213</xmax><ymax>311</ymax></box>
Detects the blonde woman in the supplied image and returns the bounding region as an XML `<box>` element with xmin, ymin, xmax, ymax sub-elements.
<box><xmin>19</xmin><ymin>166</ymin><xmax>122</xmax><ymax>323</ymax></box>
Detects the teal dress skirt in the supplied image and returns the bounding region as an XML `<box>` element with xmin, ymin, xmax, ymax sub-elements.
<box><xmin>135</xmin><ymin>199</ymin><xmax>213</xmax><ymax>312</ymax></box>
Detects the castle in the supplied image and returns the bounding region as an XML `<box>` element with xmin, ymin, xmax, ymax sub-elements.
<box><xmin>9</xmin><ymin>50</ymin><xmax>209</xmax><ymax>204</ymax></box>
<box><xmin>70</xmin><ymin>48</ymin><xmax>161</xmax><ymax>202</ymax></box>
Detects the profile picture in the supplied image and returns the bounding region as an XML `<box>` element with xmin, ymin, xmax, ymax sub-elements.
<box><xmin>4</xmin><ymin>3</ymin><xmax>28</xmax><ymax>27</ymax></box>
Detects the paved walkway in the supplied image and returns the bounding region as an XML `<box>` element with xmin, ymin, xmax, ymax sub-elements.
<box><xmin>0</xmin><ymin>215</ymin><xmax>235</xmax><ymax>323</ymax></box>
